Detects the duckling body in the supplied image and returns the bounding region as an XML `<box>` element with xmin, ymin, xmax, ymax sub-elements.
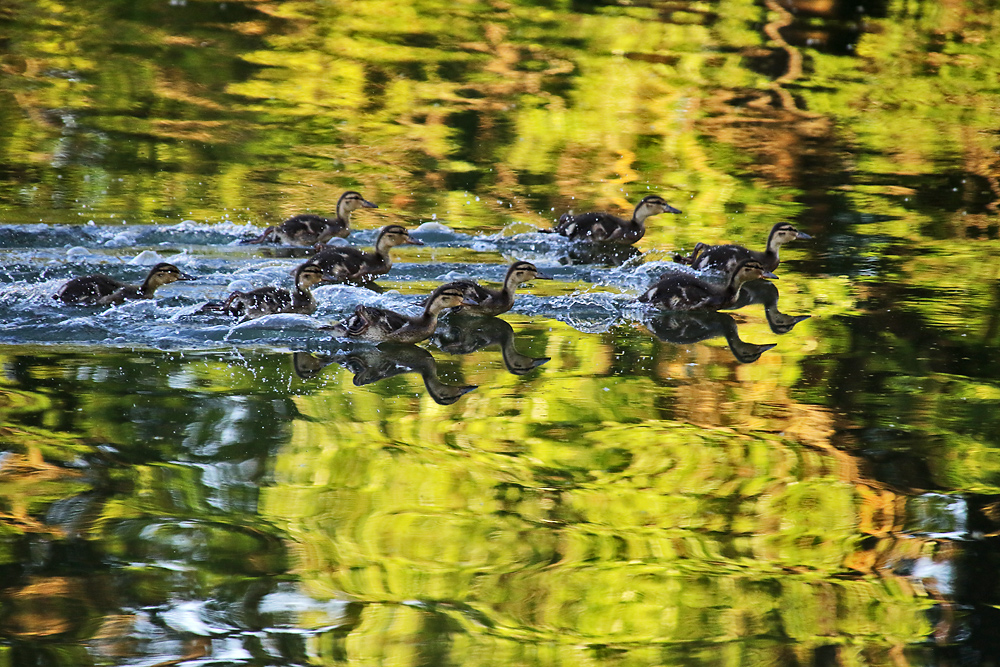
<box><xmin>328</xmin><ymin>286</ymin><xmax>473</xmax><ymax>344</ymax></box>
<box><xmin>547</xmin><ymin>195</ymin><xmax>681</xmax><ymax>244</ymax></box>
<box><xmin>222</xmin><ymin>263</ymin><xmax>330</xmax><ymax>321</ymax></box>
<box><xmin>306</xmin><ymin>225</ymin><xmax>422</xmax><ymax>283</ymax></box>
<box><xmin>674</xmin><ymin>222</ymin><xmax>810</xmax><ymax>274</ymax></box>
<box><xmin>54</xmin><ymin>263</ymin><xmax>195</xmax><ymax>306</ymax></box>
<box><xmin>436</xmin><ymin>261</ymin><xmax>551</xmax><ymax>317</ymax></box>
<box><xmin>244</xmin><ymin>191</ymin><xmax>378</xmax><ymax>246</ymax></box>
<box><xmin>638</xmin><ymin>259</ymin><xmax>775</xmax><ymax>311</ymax></box>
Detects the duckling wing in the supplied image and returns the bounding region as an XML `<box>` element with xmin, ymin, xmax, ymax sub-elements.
<box><xmin>96</xmin><ymin>285</ymin><xmax>145</xmax><ymax>307</ymax></box>
<box><xmin>237</xmin><ymin>286</ymin><xmax>295</xmax><ymax>316</ymax></box>
<box><xmin>638</xmin><ymin>275</ymin><xmax>718</xmax><ymax>311</ymax></box>
<box><xmin>426</xmin><ymin>280</ymin><xmax>491</xmax><ymax>304</ymax></box>
<box><xmin>345</xmin><ymin>305</ymin><xmax>410</xmax><ymax>336</ymax></box>
<box><xmin>691</xmin><ymin>244</ymin><xmax>753</xmax><ymax>272</ymax></box>
<box><xmin>279</xmin><ymin>215</ymin><xmax>340</xmax><ymax>244</ymax></box>
<box><xmin>553</xmin><ymin>212</ymin><xmax>625</xmax><ymax>242</ymax></box>
<box><xmin>55</xmin><ymin>274</ymin><xmax>129</xmax><ymax>305</ymax></box>
<box><xmin>308</xmin><ymin>247</ymin><xmax>366</xmax><ymax>281</ymax></box>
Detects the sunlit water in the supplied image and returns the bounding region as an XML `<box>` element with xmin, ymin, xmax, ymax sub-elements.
<box><xmin>3</xmin><ymin>0</ymin><xmax>1000</xmax><ymax>665</ymax></box>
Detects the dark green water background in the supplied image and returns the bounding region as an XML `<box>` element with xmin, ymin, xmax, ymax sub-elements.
<box><xmin>2</xmin><ymin>0</ymin><xmax>1000</xmax><ymax>665</ymax></box>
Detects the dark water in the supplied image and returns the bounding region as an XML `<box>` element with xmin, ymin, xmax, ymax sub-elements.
<box><xmin>3</xmin><ymin>0</ymin><xmax>1000</xmax><ymax>665</ymax></box>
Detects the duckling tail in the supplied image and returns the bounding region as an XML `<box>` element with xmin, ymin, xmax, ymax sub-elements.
<box><xmin>241</xmin><ymin>226</ymin><xmax>275</xmax><ymax>244</ymax></box>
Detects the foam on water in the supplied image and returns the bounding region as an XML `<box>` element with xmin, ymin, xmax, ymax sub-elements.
<box><xmin>0</xmin><ymin>220</ymin><xmax>703</xmax><ymax>350</ymax></box>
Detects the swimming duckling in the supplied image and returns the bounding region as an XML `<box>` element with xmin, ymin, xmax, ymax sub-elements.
<box><xmin>673</xmin><ymin>222</ymin><xmax>810</xmax><ymax>274</ymax></box>
<box><xmin>53</xmin><ymin>262</ymin><xmax>196</xmax><ymax>306</ymax></box>
<box><xmin>305</xmin><ymin>224</ymin><xmax>423</xmax><ymax>283</ymax></box>
<box><xmin>645</xmin><ymin>311</ymin><xmax>776</xmax><ymax>364</ymax></box>
<box><xmin>243</xmin><ymin>191</ymin><xmax>378</xmax><ymax>246</ymax></box>
<box><xmin>433</xmin><ymin>316</ymin><xmax>550</xmax><ymax>375</ymax></box>
<box><xmin>434</xmin><ymin>261</ymin><xmax>551</xmax><ymax>317</ymax></box>
<box><xmin>638</xmin><ymin>259</ymin><xmax>776</xmax><ymax>311</ymax></box>
<box><xmin>326</xmin><ymin>285</ymin><xmax>475</xmax><ymax>344</ymax></box>
<box><xmin>220</xmin><ymin>263</ymin><xmax>332</xmax><ymax>321</ymax></box>
<box><xmin>545</xmin><ymin>195</ymin><xmax>681</xmax><ymax>244</ymax></box>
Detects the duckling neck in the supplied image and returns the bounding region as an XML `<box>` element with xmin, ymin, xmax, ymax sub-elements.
<box><xmin>336</xmin><ymin>202</ymin><xmax>353</xmax><ymax>224</ymax></box>
<box><xmin>498</xmin><ymin>274</ymin><xmax>521</xmax><ymax>304</ymax></box>
<box><xmin>372</xmin><ymin>238</ymin><xmax>395</xmax><ymax>263</ymax></box>
<box><xmin>724</xmin><ymin>274</ymin><xmax>751</xmax><ymax>303</ymax></box>
<box><xmin>765</xmin><ymin>230</ymin><xmax>786</xmax><ymax>256</ymax></box>
<box><xmin>140</xmin><ymin>276</ymin><xmax>160</xmax><ymax>297</ymax></box>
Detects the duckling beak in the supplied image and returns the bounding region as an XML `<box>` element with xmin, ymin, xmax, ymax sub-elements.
<box><xmin>795</xmin><ymin>231</ymin><xmax>812</xmax><ymax>240</ymax></box>
<box><xmin>460</xmin><ymin>298</ymin><xmax>479</xmax><ymax>307</ymax></box>
<box><xmin>533</xmin><ymin>271</ymin><xmax>554</xmax><ymax>280</ymax></box>
<box><xmin>664</xmin><ymin>204</ymin><xmax>682</xmax><ymax>214</ymax></box>
<box><xmin>404</xmin><ymin>236</ymin><xmax>425</xmax><ymax>246</ymax></box>
<box><xmin>361</xmin><ymin>200</ymin><xmax>378</xmax><ymax>209</ymax></box>
<box><xmin>762</xmin><ymin>271</ymin><xmax>778</xmax><ymax>279</ymax></box>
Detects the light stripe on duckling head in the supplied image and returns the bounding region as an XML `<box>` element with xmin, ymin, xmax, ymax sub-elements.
<box><xmin>507</xmin><ymin>260</ymin><xmax>552</xmax><ymax>282</ymax></box>
<box><xmin>376</xmin><ymin>224</ymin><xmax>424</xmax><ymax>247</ymax></box>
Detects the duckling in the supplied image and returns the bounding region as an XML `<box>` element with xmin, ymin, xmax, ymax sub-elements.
<box><xmin>53</xmin><ymin>262</ymin><xmax>196</xmax><ymax>306</ymax></box>
<box><xmin>544</xmin><ymin>195</ymin><xmax>681</xmax><ymax>244</ymax></box>
<box><xmin>638</xmin><ymin>258</ymin><xmax>776</xmax><ymax>311</ymax></box>
<box><xmin>305</xmin><ymin>224</ymin><xmax>423</xmax><ymax>283</ymax></box>
<box><xmin>326</xmin><ymin>285</ymin><xmax>474</xmax><ymax>344</ymax></box>
<box><xmin>335</xmin><ymin>343</ymin><xmax>477</xmax><ymax>405</ymax></box>
<box><xmin>220</xmin><ymin>263</ymin><xmax>331</xmax><ymax>321</ymax></box>
<box><xmin>433</xmin><ymin>316</ymin><xmax>550</xmax><ymax>375</ymax></box>
<box><xmin>434</xmin><ymin>261</ymin><xmax>551</xmax><ymax>317</ymax></box>
<box><xmin>645</xmin><ymin>311</ymin><xmax>776</xmax><ymax>364</ymax></box>
<box><xmin>243</xmin><ymin>191</ymin><xmax>378</xmax><ymax>246</ymax></box>
<box><xmin>673</xmin><ymin>222</ymin><xmax>810</xmax><ymax>274</ymax></box>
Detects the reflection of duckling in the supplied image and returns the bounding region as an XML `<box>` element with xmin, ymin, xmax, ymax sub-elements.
<box><xmin>645</xmin><ymin>311</ymin><xmax>776</xmax><ymax>364</ymax></box>
<box><xmin>335</xmin><ymin>343</ymin><xmax>476</xmax><ymax>405</ymax></box>
<box><xmin>435</xmin><ymin>261</ymin><xmax>551</xmax><ymax>317</ymax></box>
<box><xmin>292</xmin><ymin>351</ymin><xmax>336</xmax><ymax>380</ymax></box>
<box><xmin>730</xmin><ymin>278</ymin><xmax>811</xmax><ymax>334</ymax></box>
<box><xmin>326</xmin><ymin>285</ymin><xmax>474</xmax><ymax>344</ymax></box>
<box><xmin>243</xmin><ymin>191</ymin><xmax>378</xmax><ymax>245</ymax></box>
<box><xmin>53</xmin><ymin>262</ymin><xmax>196</xmax><ymax>306</ymax></box>
<box><xmin>221</xmin><ymin>264</ymin><xmax>331</xmax><ymax>321</ymax></box>
<box><xmin>544</xmin><ymin>195</ymin><xmax>681</xmax><ymax>244</ymax></box>
<box><xmin>638</xmin><ymin>259</ymin><xmax>775</xmax><ymax>311</ymax></box>
<box><xmin>305</xmin><ymin>225</ymin><xmax>422</xmax><ymax>283</ymax></box>
<box><xmin>433</xmin><ymin>316</ymin><xmax>550</xmax><ymax>375</ymax></box>
<box><xmin>674</xmin><ymin>222</ymin><xmax>810</xmax><ymax>273</ymax></box>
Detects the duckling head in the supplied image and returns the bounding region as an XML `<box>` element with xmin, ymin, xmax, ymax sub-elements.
<box><xmin>731</xmin><ymin>259</ymin><xmax>777</xmax><ymax>287</ymax></box>
<box><xmin>294</xmin><ymin>263</ymin><xmax>334</xmax><ymax>289</ymax></box>
<box><xmin>376</xmin><ymin>225</ymin><xmax>424</xmax><ymax>250</ymax></box>
<box><xmin>427</xmin><ymin>286</ymin><xmax>478</xmax><ymax>314</ymax></box>
<box><xmin>769</xmin><ymin>222</ymin><xmax>812</xmax><ymax>246</ymax></box>
<box><xmin>146</xmin><ymin>262</ymin><xmax>196</xmax><ymax>288</ymax></box>
<box><xmin>634</xmin><ymin>195</ymin><xmax>682</xmax><ymax>221</ymax></box>
<box><xmin>337</xmin><ymin>190</ymin><xmax>378</xmax><ymax>216</ymax></box>
<box><xmin>507</xmin><ymin>260</ymin><xmax>553</xmax><ymax>285</ymax></box>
